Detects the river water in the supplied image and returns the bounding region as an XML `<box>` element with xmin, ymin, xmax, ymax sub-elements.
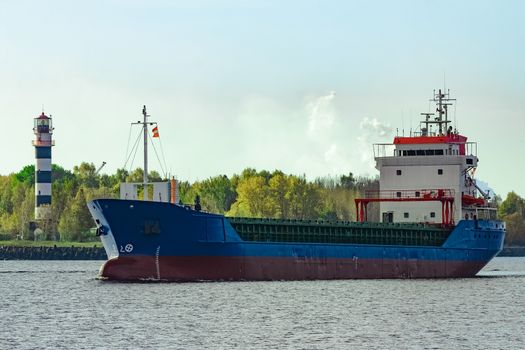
<box><xmin>0</xmin><ymin>257</ymin><xmax>524</xmax><ymax>350</ymax></box>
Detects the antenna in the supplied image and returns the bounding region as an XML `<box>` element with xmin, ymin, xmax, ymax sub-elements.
<box><xmin>401</xmin><ymin>109</ymin><xmax>405</xmax><ymax>137</ymax></box>
<box><xmin>429</xmin><ymin>89</ymin><xmax>456</xmax><ymax>135</ymax></box>
<box><xmin>420</xmin><ymin>112</ymin><xmax>434</xmax><ymax>136</ymax></box>
<box><xmin>409</xmin><ymin>109</ymin><xmax>412</xmax><ymax>136</ymax></box>
<box><xmin>454</xmin><ymin>98</ymin><xmax>457</xmax><ymax>132</ymax></box>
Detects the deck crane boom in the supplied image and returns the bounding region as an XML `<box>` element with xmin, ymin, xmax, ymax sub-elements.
<box><xmin>95</xmin><ymin>161</ymin><xmax>106</xmax><ymax>175</ymax></box>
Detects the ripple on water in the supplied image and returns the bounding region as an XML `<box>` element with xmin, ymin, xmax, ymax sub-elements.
<box><xmin>0</xmin><ymin>257</ymin><xmax>524</xmax><ymax>350</ymax></box>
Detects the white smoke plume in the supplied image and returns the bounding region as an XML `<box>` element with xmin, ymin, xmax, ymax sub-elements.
<box><xmin>359</xmin><ymin>117</ymin><xmax>393</xmax><ymax>137</ymax></box>
<box><xmin>307</xmin><ymin>91</ymin><xmax>336</xmax><ymax>135</ymax></box>
<box><xmin>357</xmin><ymin>117</ymin><xmax>393</xmax><ymax>173</ymax></box>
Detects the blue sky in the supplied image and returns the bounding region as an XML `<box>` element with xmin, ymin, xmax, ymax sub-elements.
<box><xmin>1</xmin><ymin>0</ymin><xmax>524</xmax><ymax>197</ymax></box>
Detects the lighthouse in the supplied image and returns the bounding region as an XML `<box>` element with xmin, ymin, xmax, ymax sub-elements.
<box><xmin>32</xmin><ymin>112</ymin><xmax>54</xmax><ymax>220</ymax></box>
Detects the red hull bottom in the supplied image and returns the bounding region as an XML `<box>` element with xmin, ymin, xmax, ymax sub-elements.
<box><xmin>99</xmin><ymin>256</ymin><xmax>489</xmax><ymax>281</ymax></box>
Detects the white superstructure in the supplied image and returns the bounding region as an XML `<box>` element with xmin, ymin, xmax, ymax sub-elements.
<box><xmin>357</xmin><ymin>89</ymin><xmax>491</xmax><ymax>225</ymax></box>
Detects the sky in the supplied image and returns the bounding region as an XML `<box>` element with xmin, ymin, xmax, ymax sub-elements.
<box><xmin>0</xmin><ymin>0</ymin><xmax>524</xmax><ymax>197</ymax></box>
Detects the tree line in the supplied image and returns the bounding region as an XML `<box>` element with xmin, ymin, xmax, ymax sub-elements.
<box><xmin>0</xmin><ymin>162</ymin><xmax>524</xmax><ymax>245</ymax></box>
<box><xmin>0</xmin><ymin>163</ymin><xmax>377</xmax><ymax>241</ymax></box>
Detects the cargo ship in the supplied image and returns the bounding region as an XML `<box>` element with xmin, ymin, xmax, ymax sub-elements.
<box><xmin>88</xmin><ymin>90</ymin><xmax>505</xmax><ymax>281</ymax></box>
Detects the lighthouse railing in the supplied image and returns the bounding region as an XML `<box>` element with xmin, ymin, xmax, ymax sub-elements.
<box><xmin>32</xmin><ymin>140</ymin><xmax>55</xmax><ymax>147</ymax></box>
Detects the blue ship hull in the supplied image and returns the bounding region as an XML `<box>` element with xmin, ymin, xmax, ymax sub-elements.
<box><xmin>88</xmin><ymin>199</ymin><xmax>505</xmax><ymax>281</ymax></box>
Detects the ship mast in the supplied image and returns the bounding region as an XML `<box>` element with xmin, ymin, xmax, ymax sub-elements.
<box><xmin>430</xmin><ymin>89</ymin><xmax>455</xmax><ymax>135</ymax></box>
<box><xmin>143</xmin><ymin>105</ymin><xmax>149</xmax><ymax>187</ymax></box>
<box><xmin>130</xmin><ymin>105</ymin><xmax>155</xmax><ymax>201</ymax></box>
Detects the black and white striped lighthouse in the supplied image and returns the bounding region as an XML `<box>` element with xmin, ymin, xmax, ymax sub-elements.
<box><xmin>32</xmin><ymin>112</ymin><xmax>54</xmax><ymax>220</ymax></box>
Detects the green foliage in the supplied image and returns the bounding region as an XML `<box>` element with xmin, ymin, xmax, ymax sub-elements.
<box><xmin>12</xmin><ymin>164</ymin><xmax>524</xmax><ymax>247</ymax></box>
<box><xmin>340</xmin><ymin>172</ymin><xmax>356</xmax><ymax>189</ymax></box>
<box><xmin>73</xmin><ymin>162</ymin><xmax>98</xmax><ymax>188</ymax></box>
<box><xmin>52</xmin><ymin>164</ymin><xmax>74</xmax><ymax>184</ymax></box>
<box><xmin>198</xmin><ymin>175</ymin><xmax>236</xmax><ymax>213</ymax></box>
<box><xmin>499</xmin><ymin>192</ymin><xmax>525</xmax><ymax>245</ymax></box>
<box><xmin>178</xmin><ymin>180</ymin><xmax>194</xmax><ymax>204</ymax></box>
<box><xmin>16</xmin><ymin>165</ymin><xmax>35</xmax><ymax>184</ymax></box>
<box><xmin>229</xmin><ymin>175</ymin><xmax>271</xmax><ymax>217</ymax></box>
<box><xmin>166</xmin><ymin>168</ymin><xmax>380</xmax><ymax>221</ymax></box>
<box><xmin>0</xmin><ymin>240</ymin><xmax>102</xmax><ymax>247</ymax></box>
<box><xmin>58</xmin><ymin>187</ymin><xmax>94</xmax><ymax>242</ymax></box>
<box><xmin>0</xmin><ymin>164</ymin><xmax>143</xmax><ymax>241</ymax></box>
<box><xmin>498</xmin><ymin>192</ymin><xmax>525</xmax><ymax>218</ymax></box>
<box><xmin>126</xmin><ymin>168</ymin><xmax>144</xmax><ymax>182</ymax></box>
<box><xmin>0</xmin><ymin>233</ymin><xmax>12</xmax><ymax>240</ymax></box>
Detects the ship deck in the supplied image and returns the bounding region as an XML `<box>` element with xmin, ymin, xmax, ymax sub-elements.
<box><xmin>227</xmin><ymin>217</ymin><xmax>452</xmax><ymax>247</ymax></box>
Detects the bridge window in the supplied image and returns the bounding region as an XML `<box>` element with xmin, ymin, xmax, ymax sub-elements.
<box><xmin>438</xmin><ymin>169</ymin><xmax>443</xmax><ymax>175</ymax></box>
<box><xmin>404</xmin><ymin>212</ymin><xmax>409</xmax><ymax>218</ymax></box>
<box><xmin>396</xmin><ymin>192</ymin><xmax>402</xmax><ymax>198</ymax></box>
<box><xmin>430</xmin><ymin>212</ymin><xmax>436</xmax><ymax>218</ymax></box>
<box><xmin>396</xmin><ymin>170</ymin><xmax>402</xmax><ymax>176</ymax></box>
<box><xmin>399</xmin><ymin>149</ymin><xmax>446</xmax><ymax>156</ymax></box>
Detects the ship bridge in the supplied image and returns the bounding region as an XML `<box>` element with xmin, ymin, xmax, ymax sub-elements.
<box><xmin>361</xmin><ymin>89</ymin><xmax>492</xmax><ymax>225</ymax></box>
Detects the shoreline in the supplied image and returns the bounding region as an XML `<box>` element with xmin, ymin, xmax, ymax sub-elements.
<box><xmin>1</xmin><ymin>245</ymin><xmax>524</xmax><ymax>260</ymax></box>
<box><xmin>499</xmin><ymin>246</ymin><xmax>525</xmax><ymax>257</ymax></box>
<box><xmin>0</xmin><ymin>246</ymin><xmax>106</xmax><ymax>260</ymax></box>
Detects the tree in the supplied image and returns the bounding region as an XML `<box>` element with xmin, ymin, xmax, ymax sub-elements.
<box><xmin>17</xmin><ymin>186</ymin><xmax>35</xmax><ymax>239</ymax></box>
<box><xmin>178</xmin><ymin>180</ymin><xmax>194</xmax><ymax>205</ymax></box>
<box><xmin>0</xmin><ymin>175</ymin><xmax>14</xmax><ymax>215</ymax></box>
<box><xmin>73</xmin><ymin>162</ymin><xmax>98</xmax><ymax>188</ymax></box>
<box><xmin>504</xmin><ymin>212</ymin><xmax>525</xmax><ymax>245</ymax></box>
<box><xmin>126</xmin><ymin>168</ymin><xmax>144</xmax><ymax>182</ymax></box>
<box><xmin>52</xmin><ymin>164</ymin><xmax>74</xmax><ymax>184</ymax></box>
<box><xmin>0</xmin><ymin>163</ymin><xmax>397</xmax><ymax>241</ymax></box>
<box><xmin>228</xmin><ymin>175</ymin><xmax>272</xmax><ymax>217</ymax></box>
<box><xmin>15</xmin><ymin>165</ymin><xmax>35</xmax><ymax>184</ymax></box>
<box><xmin>498</xmin><ymin>192</ymin><xmax>525</xmax><ymax>218</ymax></box>
<box><xmin>498</xmin><ymin>192</ymin><xmax>525</xmax><ymax>245</ymax></box>
<box><xmin>199</xmin><ymin>175</ymin><xmax>236</xmax><ymax>213</ymax></box>
<box><xmin>58</xmin><ymin>187</ymin><xmax>95</xmax><ymax>241</ymax></box>
<box><xmin>269</xmin><ymin>173</ymin><xmax>290</xmax><ymax>219</ymax></box>
<box><xmin>112</xmin><ymin>168</ymin><xmax>129</xmax><ymax>184</ymax></box>
<box><xmin>340</xmin><ymin>172</ymin><xmax>356</xmax><ymax>189</ymax></box>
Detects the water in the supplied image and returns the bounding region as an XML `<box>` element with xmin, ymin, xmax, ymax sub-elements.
<box><xmin>1</xmin><ymin>258</ymin><xmax>524</xmax><ymax>350</ymax></box>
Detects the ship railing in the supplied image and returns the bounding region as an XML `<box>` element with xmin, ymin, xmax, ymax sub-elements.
<box><xmin>411</xmin><ymin>131</ymin><xmax>440</xmax><ymax>137</ymax></box>
<box><xmin>373</xmin><ymin>143</ymin><xmax>396</xmax><ymax>158</ymax></box>
<box><xmin>464</xmin><ymin>142</ymin><xmax>477</xmax><ymax>156</ymax></box>
<box><xmin>470</xmin><ymin>207</ymin><xmax>498</xmax><ymax>220</ymax></box>
<box><xmin>363</xmin><ymin>189</ymin><xmax>455</xmax><ymax>200</ymax></box>
<box><xmin>356</xmin><ymin>189</ymin><xmax>456</xmax><ymax>225</ymax></box>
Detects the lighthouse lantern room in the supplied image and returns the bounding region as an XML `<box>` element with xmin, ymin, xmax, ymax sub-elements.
<box><xmin>32</xmin><ymin>112</ymin><xmax>55</xmax><ymax>220</ymax></box>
